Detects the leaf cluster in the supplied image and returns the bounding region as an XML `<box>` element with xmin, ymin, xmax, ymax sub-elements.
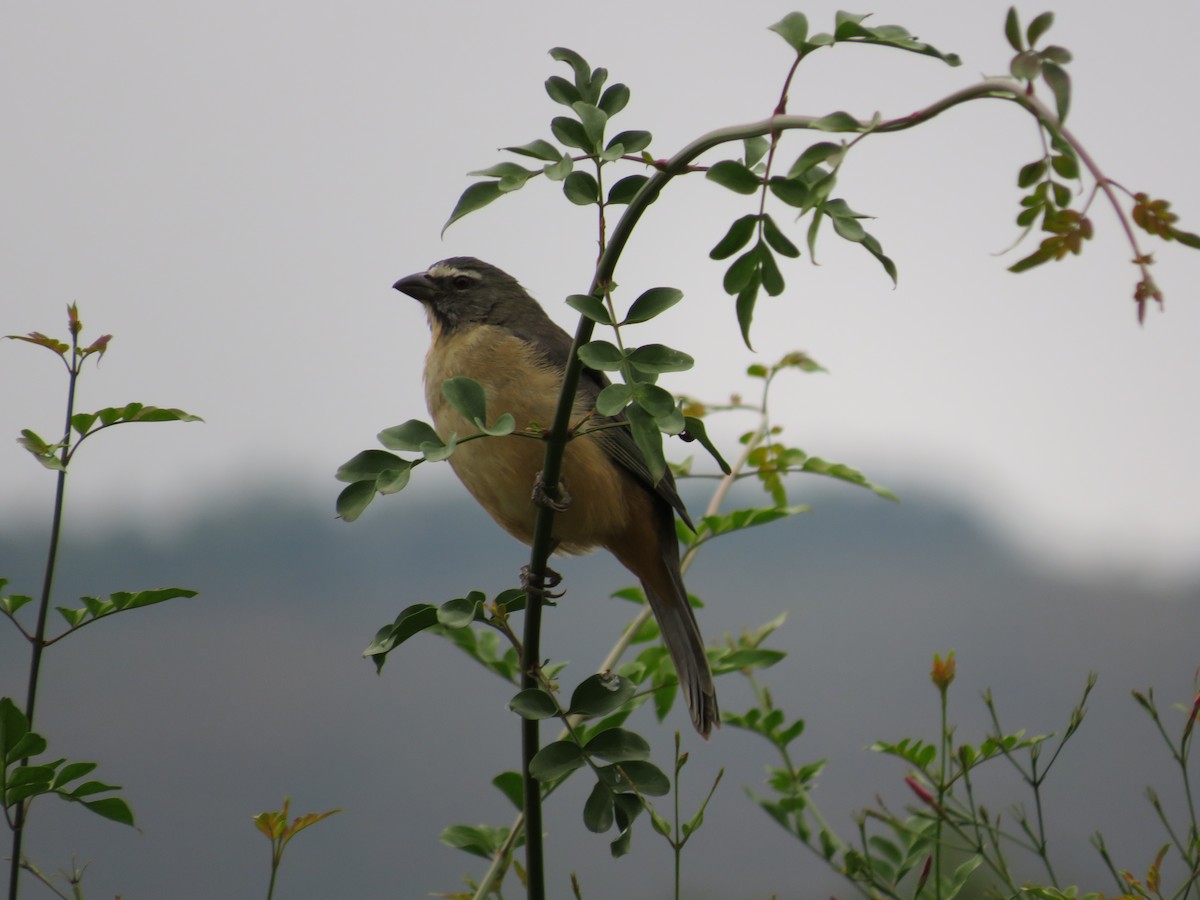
<box><xmin>0</xmin><ymin>698</ymin><xmax>133</xmax><ymax>828</ymax></box>
<box><xmin>444</xmin><ymin>47</ymin><xmax>652</xmax><ymax>232</ymax></box>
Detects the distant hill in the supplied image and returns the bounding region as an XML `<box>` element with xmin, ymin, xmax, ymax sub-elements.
<box><xmin>1</xmin><ymin>486</ymin><xmax>1196</xmax><ymax>899</ymax></box>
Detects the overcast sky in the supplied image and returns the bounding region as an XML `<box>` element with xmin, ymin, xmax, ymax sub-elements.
<box><xmin>3</xmin><ymin>0</ymin><xmax>1198</xmax><ymax>583</ymax></box>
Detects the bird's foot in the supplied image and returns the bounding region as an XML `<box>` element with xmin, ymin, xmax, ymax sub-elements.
<box><xmin>521</xmin><ymin>564</ymin><xmax>565</xmax><ymax>601</ymax></box>
<box><xmin>532</xmin><ymin>471</ymin><xmax>571</xmax><ymax>512</ymax></box>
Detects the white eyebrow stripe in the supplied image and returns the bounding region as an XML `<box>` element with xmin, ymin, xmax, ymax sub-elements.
<box><xmin>427</xmin><ymin>263</ymin><xmax>482</xmax><ymax>280</ymax></box>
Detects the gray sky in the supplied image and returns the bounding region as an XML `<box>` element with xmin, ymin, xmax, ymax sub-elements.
<box><xmin>3</xmin><ymin>0</ymin><xmax>1198</xmax><ymax>582</ymax></box>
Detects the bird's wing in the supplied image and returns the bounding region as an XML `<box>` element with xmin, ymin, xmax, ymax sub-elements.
<box><xmin>511</xmin><ymin>314</ymin><xmax>695</xmax><ymax>532</ymax></box>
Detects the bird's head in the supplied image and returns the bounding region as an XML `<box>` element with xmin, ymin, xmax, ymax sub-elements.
<box><xmin>393</xmin><ymin>257</ymin><xmax>542</xmax><ymax>337</ymax></box>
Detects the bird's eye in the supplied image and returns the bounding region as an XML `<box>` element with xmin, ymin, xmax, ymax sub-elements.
<box><xmin>452</xmin><ymin>275</ymin><xmax>473</xmax><ymax>290</ymax></box>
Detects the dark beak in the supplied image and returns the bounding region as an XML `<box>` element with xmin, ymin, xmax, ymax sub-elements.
<box><xmin>392</xmin><ymin>272</ymin><xmax>437</xmax><ymax>303</ymax></box>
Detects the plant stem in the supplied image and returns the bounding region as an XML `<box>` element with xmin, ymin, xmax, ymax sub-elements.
<box><xmin>8</xmin><ymin>332</ymin><xmax>80</xmax><ymax>900</ymax></box>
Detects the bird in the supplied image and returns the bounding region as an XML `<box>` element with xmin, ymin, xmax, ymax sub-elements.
<box><xmin>393</xmin><ymin>256</ymin><xmax>719</xmax><ymax>737</ymax></box>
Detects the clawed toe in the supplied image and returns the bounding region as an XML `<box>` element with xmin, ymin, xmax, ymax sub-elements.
<box><xmin>531</xmin><ymin>470</ymin><xmax>571</xmax><ymax>512</ymax></box>
<box><xmin>521</xmin><ymin>564</ymin><xmax>565</xmax><ymax>600</ymax></box>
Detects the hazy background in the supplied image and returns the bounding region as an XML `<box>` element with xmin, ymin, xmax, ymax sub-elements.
<box><xmin>2</xmin><ymin>0</ymin><xmax>1198</xmax><ymax>897</ymax></box>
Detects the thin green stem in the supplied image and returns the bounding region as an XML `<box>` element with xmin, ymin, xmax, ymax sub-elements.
<box><xmin>9</xmin><ymin>329</ymin><xmax>81</xmax><ymax>900</ymax></box>
<box><xmin>935</xmin><ymin>685</ymin><xmax>948</xmax><ymax>900</ymax></box>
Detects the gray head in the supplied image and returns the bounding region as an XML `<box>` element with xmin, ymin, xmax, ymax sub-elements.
<box><xmin>393</xmin><ymin>257</ymin><xmax>547</xmax><ymax>337</ymax></box>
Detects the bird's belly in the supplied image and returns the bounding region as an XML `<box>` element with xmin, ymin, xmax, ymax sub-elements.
<box><xmin>425</xmin><ymin>325</ymin><xmax>628</xmax><ymax>553</ymax></box>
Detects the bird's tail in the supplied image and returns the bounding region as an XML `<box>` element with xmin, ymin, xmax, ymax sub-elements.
<box><xmin>643</xmin><ymin>571</ymin><xmax>720</xmax><ymax>738</ymax></box>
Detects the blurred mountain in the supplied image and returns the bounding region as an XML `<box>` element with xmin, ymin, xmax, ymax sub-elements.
<box><xmin>1</xmin><ymin>484</ymin><xmax>1196</xmax><ymax>899</ymax></box>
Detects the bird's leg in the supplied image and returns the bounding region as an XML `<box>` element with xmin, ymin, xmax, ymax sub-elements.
<box><xmin>521</xmin><ymin>539</ymin><xmax>564</xmax><ymax>601</ymax></box>
<box><xmin>531</xmin><ymin>470</ymin><xmax>571</xmax><ymax>513</ymax></box>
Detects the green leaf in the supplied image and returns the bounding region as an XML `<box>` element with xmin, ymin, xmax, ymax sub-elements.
<box><xmin>788</xmin><ymin>141</ymin><xmax>842</xmax><ymax>178</ymax></box>
<box><xmin>335</xmin><ymin>449</ymin><xmax>411</xmax><ymax>483</ymax></box>
<box><xmin>17</xmin><ymin>429</ymin><xmax>65</xmax><ymax>470</ymax></box>
<box><xmin>631</xmin><ymin>383</ymin><xmax>677</xmax><ymax>419</ymax></box>
<box><xmin>768</xmin><ymin>176</ymin><xmax>811</xmax><ymax>209</ymax></box>
<box><xmin>608</xmin><ymin>174</ymin><xmax>648</xmax><ymax>205</ymax></box>
<box><xmin>376</xmin><ymin>422</ymin><xmax>444</xmax><ymax>453</ymax></box>
<box><xmin>599</xmin><ymin>83</ymin><xmax>630</xmax><ymax>117</ymax></box>
<box><xmin>715</xmin><ymin>648</ymin><xmax>786</xmax><ymax>672</ymax></box>
<box><xmin>623</xmin><ymin>287</ymin><xmax>683</xmax><ymax>324</ymax></box>
<box><xmin>51</xmin><ymin>761</ymin><xmax>98</xmax><ymax>790</ymax></box>
<box><xmin>550</xmin><ymin>116</ymin><xmax>591</xmax><ymax>151</ymax></box>
<box><xmin>577</xmin><ymin>340</ymin><xmax>625</xmax><ymax>371</ymax></box>
<box><xmin>724</xmin><ymin>245</ymin><xmax>760</xmax><ymax>294</ymax></box>
<box><xmin>584</xmin><ymin>728</ymin><xmax>651</xmax><ymax>763</ymax></box>
<box><xmin>1026</xmin><ymin>11</ymin><xmax>1054</xmax><ymax>46</ymax></box>
<box><xmin>336</xmin><ymin>480</ymin><xmax>376</xmax><ymax>521</ymax></box>
<box><xmin>529</xmin><ymin>740</ymin><xmax>586</xmax><ymax>781</ymax></box>
<box><xmin>801</xmin><ymin>456</ymin><xmax>897</xmax><ymax>500</ymax></box>
<box><xmin>769</xmin><ymin>12</ymin><xmax>809</xmax><ymax>52</ymax></box>
<box><xmin>563</xmin><ymin>170</ymin><xmax>600</xmax><ymax>205</ymax></box>
<box><xmin>1018</xmin><ymin>159</ymin><xmax>1047</xmax><ymax>188</ymax></box>
<box><xmin>759</xmin><ymin>245</ymin><xmax>785</xmax><ymax>296</ymax></box>
<box><xmin>627</xmin><ymin>343</ymin><xmax>694</xmax><ymax>374</ymax></box>
<box><xmin>545</xmin><ymin>73</ymin><xmax>581</xmax><ymax>107</ymax></box>
<box><xmin>568</xmin><ymin>673</ymin><xmax>636</xmax><ymax>718</ymax></box>
<box><xmin>811</xmin><ymin>111</ymin><xmax>861</xmax><ymax>133</ymax></box>
<box><xmin>1011</xmin><ymin>50</ymin><xmax>1042</xmax><ymax>81</ymax></box>
<box><xmin>1005</xmin><ymin>7</ymin><xmax>1023</xmax><ymax>51</ymax></box>
<box><xmin>762</xmin><ymin>216</ymin><xmax>800</xmax><ymax>258</ymax></box>
<box><xmin>832</xmin><ymin>15</ymin><xmax>962</xmax><ymax>65</ymax></box>
<box><xmin>509</xmin><ymin>688</ymin><xmax>560</xmax><ymax>720</ymax></box>
<box><xmin>504</xmin><ymin>139</ymin><xmax>561</xmax><ymax>162</ymax></box>
<box><xmin>607</xmin><ymin>760</ymin><xmax>670</xmax><ymax>796</ymax></box>
<box><xmin>861</xmin><ymin>232</ymin><xmax>898</xmax><ymax>285</ymax></box>
<box><xmin>1009</xmin><ymin>242</ymin><xmax>1058</xmax><ymax>273</ymax></box>
<box><xmin>1042</xmin><ymin>61</ymin><xmax>1071</xmax><ymax>123</ymax></box>
<box><xmin>542</xmin><ymin>155</ymin><xmax>573</xmax><ymax>181</ymax></box>
<box><xmin>736</xmin><ymin>275</ymin><xmax>761</xmax><ymax>349</ymax></box>
<box><xmin>699</xmin><ymin>505</ymin><xmax>809</xmax><ymax>538</ymax></box>
<box><xmin>710</xmin><ymin>215</ymin><xmax>760</xmax><ymax>260</ymax></box>
<box><xmin>743</xmin><ymin>135</ymin><xmax>770</xmax><ymax>168</ymax></box>
<box><xmin>0</xmin><ymin>592</ymin><xmax>34</xmax><ymax>617</ymax></box>
<box><xmin>549</xmin><ymin>46</ymin><xmax>593</xmax><ymax>92</ymax></box>
<box><xmin>1050</xmin><ymin>153</ymin><xmax>1078</xmax><ymax>180</ymax></box>
<box><xmin>437</xmin><ymin>595</ymin><xmax>480</xmax><ymax>629</ymax></box>
<box><xmin>681</xmin><ymin>416</ymin><xmax>730</xmax><ymax>475</ymax></box>
<box><xmin>831</xmin><ymin>213</ymin><xmax>866</xmax><ymax>243</ymax></box>
<box><xmin>493</xmin><ymin>771</ymin><xmax>524</xmax><ymax>811</ymax></box>
<box><xmin>443</xmin><ymin>181</ymin><xmax>504</xmax><ymax>234</ymax></box>
<box><xmin>706</xmin><ymin>160</ymin><xmax>761</xmax><ymax>195</ymax></box>
<box><xmin>1168</xmin><ymin>225</ymin><xmax>1200</xmax><ymax>249</ymax></box>
<box><xmin>76</xmin><ymin>796</ymin><xmax>135</xmax><ymax>826</ymax></box>
<box><xmin>627</xmin><ymin>404</ymin><xmax>667</xmax><ymax>485</ymax></box>
<box><xmin>565</xmin><ymin>293</ymin><xmax>614</xmax><ymax>325</ymax></box>
<box><xmin>572</xmin><ymin>101</ymin><xmax>609</xmax><ymax>149</ymax></box>
<box><xmin>467</xmin><ymin>162</ymin><xmax>538</xmax><ymax>192</ymax></box>
<box><xmin>0</xmin><ymin>697</ymin><xmax>31</xmax><ymax>758</ymax></box>
<box><xmin>607</xmin><ymin>130</ymin><xmax>652</xmax><ymax>154</ymax></box>
<box><xmin>610</xmin><ymin>792</ymin><xmax>642</xmax><ymax>856</ymax></box>
<box><xmin>595</xmin><ymin>383</ymin><xmax>632</xmax><ymax>417</ymax></box>
<box><xmin>441</xmin><ymin>823</ymin><xmax>510</xmax><ymax>859</ymax></box>
<box><xmin>583</xmin><ymin>780</ymin><xmax>615</xmax><ymax>833</ymax></box>
<box><xmin>362</xmin><ymin>603</ymin><xmax>440</xmax><ymax>666</ymax></box>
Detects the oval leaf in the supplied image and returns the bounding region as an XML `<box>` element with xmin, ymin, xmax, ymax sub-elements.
<box><xmin>577</xmin><ymin>340</ymin><xmax>625</xmax><ymax>371</ymax></box>
<box><xmin>443</xmin><ymin>181</ymin><xmax>504</xmax><ymax>234</ymax></box>
<box><xmin>623</xmin><ymin>287</ymin><xmax>682</xmax><ymax>324</ymax></box>
<box><xmin>568</xmin><ymin>673</ymin><xmax>636</xmax><ymax>718</ymax></box>
<box><xmin>584</xmin><ymin>728</ymin><xmax>651</xmax><ymax>763</ymax></box>
<box><xmin>509</xmin><ymin>688</ymin><xmax>560</xmax><ymax>720</ymax></box>
<box><xmin>706</xmin><ymin>160</ymin><xmax>761</xmax><ymax>195</ymax></box>
<box><xmin>565</xmin><ymin>293</ymin><xmax>613</xmax><ymax>325</ymax></box>
<box><xmin>529</xmin><ymin>740</ymin><xmax>586</xmax><ymax>781</ymax></box>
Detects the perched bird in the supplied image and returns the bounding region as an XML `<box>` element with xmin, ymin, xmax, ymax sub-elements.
<box><xmin>393</xmin><ymin>257</ymin><xmax>719</xmax><ymax>737</ymax></box>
